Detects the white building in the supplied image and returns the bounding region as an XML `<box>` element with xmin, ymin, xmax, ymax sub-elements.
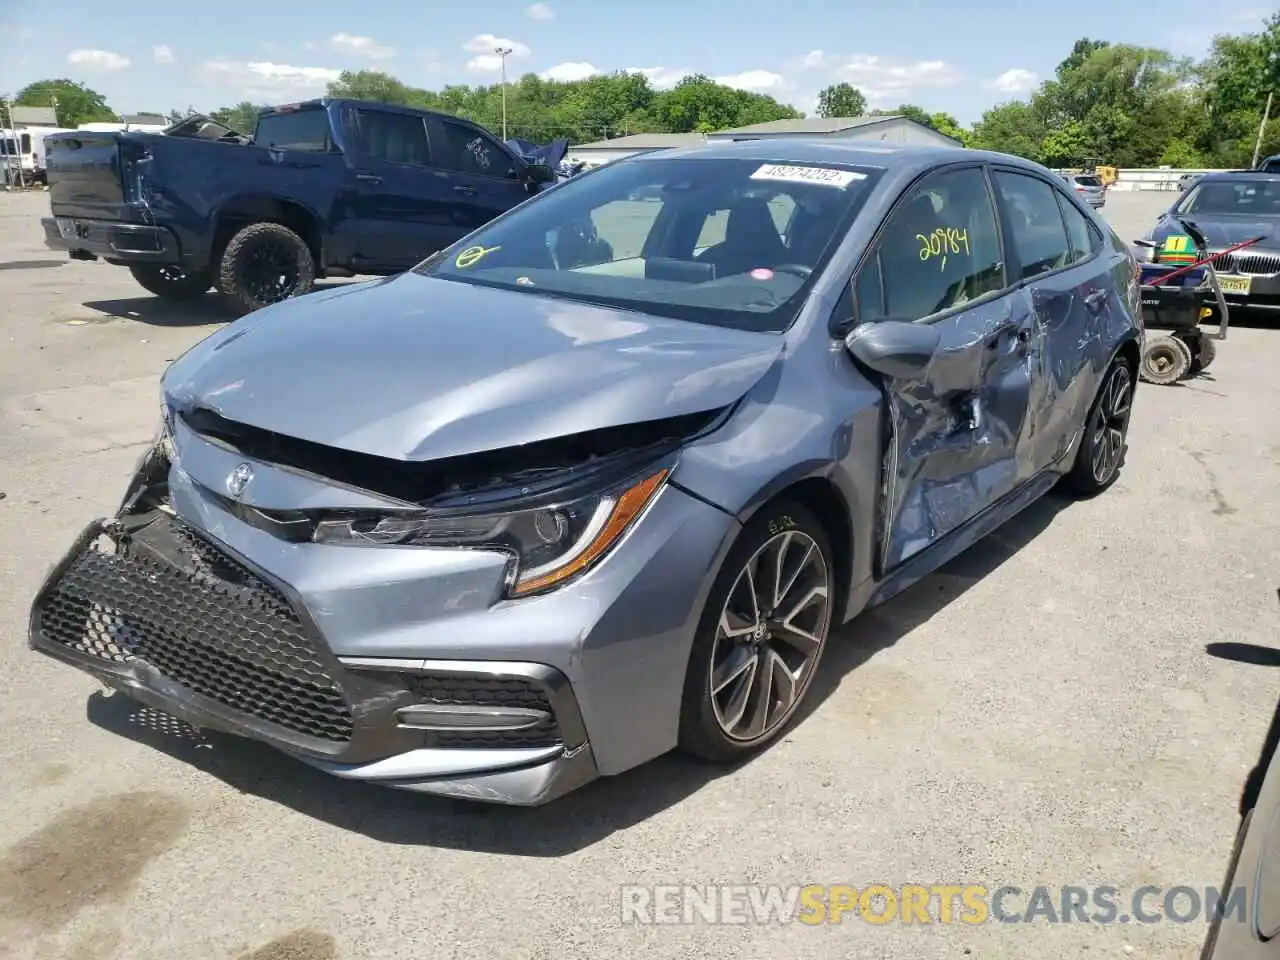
<box><xmin>565</xmin><ymin>114</ymin><xmax>962</xmax><ymax>167</ymax></box>
<box><xmin>705</xmin><ymin>115</ymin><xmax>962</xmax><ymax>147</ymax></box>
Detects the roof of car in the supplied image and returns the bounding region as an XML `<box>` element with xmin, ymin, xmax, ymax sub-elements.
<box><xmin>1192</xmin><ymin>170</ymin><xmax>1280</xmax><ymax>183</ymax></box>
<box><xmin>632</xmin><ymin>137</ymin><xmax>1044</xmax><ymax>174</ymax></box>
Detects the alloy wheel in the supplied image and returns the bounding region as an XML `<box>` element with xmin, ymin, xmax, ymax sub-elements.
<box><xmin>709</xmin><ymin>530</ymin><xmax>831</xmax><ymax>742</ymax></box>
<box><xmin>1090</xmin><ymin>364</ymin><xmax>1132</xmax><ymax>484</ymax></box>
<box><xmin>242</xmin><ymin>241</ymin><xmax>301</xmax><ymax>304</ymax></box>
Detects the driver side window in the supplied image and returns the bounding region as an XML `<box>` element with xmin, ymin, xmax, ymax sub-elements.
<box><xmin>855</xmin><ymin>166</ymin><xmax>1004</xmax><ymax>323</ymax></box>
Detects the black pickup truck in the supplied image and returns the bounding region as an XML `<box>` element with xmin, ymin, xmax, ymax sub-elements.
<box><xmin>41</xmin><ymin>99</ymin><xmax>560</xmax><ymax>315</ymax></box>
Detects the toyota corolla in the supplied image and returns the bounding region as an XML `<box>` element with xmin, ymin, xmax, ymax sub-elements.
<box><xmin>29</xmin><ymin>141</ymin><xmax>1143</xmax><ymax>805</ymax></box>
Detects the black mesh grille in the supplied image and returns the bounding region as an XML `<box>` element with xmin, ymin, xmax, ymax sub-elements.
<box><xmin>406</xmin><ymin>674</ymin><xmax>561</xmax><ymax>748</ymax></box>
<box><xmin>34</xmin><ymin>516</ymin><xmax>354</xmax><ymax>743</ymax></box>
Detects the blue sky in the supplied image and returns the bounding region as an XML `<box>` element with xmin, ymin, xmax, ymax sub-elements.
<box><xmin>1</xmin><ymin>0</ymin><xmax>1276</xmax><ymax>126</ymax></box>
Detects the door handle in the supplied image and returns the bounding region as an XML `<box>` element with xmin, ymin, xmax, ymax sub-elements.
<box><xmin>453</xmin><ymin>185</ymin><xmax>477</xmax><ymax>197</ymax></box>
<box><xmin>356</xmin><ymin>173</ymin><xmax>382</xmax><ymax>184</ymax></box>
<box><xmin>1084</xmin><ymin>289</ymin><xmax>1109</xmax><ymax>310</ymax></box>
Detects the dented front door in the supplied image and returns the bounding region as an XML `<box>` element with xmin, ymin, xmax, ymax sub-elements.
<box><xmin>853</xmin><ymin>162</ymin><xmax>1038</xmax><ymax>572</ymax></box>
<box><xmin>878</xmin><ymin>293</ymin><xmax>1036</xmax><ymax>571</ymax></box>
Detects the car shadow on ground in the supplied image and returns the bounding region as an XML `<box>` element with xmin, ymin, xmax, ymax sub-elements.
<box><xmin>1205</xmin><ymin>641</ymin><xmax>1280</xmax><ymax>815</ymax></box>
<box><xmin>84</xmin><ymin>488</ymin><xmax>1073</xmax><ymax>856</ymax></box>
<box><xmin>80</xmin><ymin>282</ymin><xmax>356</xmax><ymax>328</ymax></box>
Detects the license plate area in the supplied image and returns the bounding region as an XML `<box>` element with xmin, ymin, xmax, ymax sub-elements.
<box><xmin>1218</xmin><ymin>274</ymin><xmax>1252</xmax><ymax>295</ymax></box>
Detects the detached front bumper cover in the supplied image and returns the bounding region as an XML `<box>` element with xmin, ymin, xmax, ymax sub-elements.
<box><xmin>28</xmin><ymin>513</ymin><xmax>598</xmax><ymax>805</ymax></box>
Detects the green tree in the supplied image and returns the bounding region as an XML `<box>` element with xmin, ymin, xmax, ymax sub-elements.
<box><xmin>327</xmin><ymin>70</ymin><xmax>434</xmax><ymax>109</ymax></box>
<box><xmin>816</xmin><ymin>82</ymin><xmax>867</xmax><ymax>119</ymax></box>
<box><xmin>13</xmin><ymin>79</ymin><xmax>116</xmax><ymax>127</ymax></box>
<box><xmin>969</xmin><ymin>100</ymin><xmax>1046</xmax><ymax>160</ymax></box>
<box><xmin>210</xmin><ymin>102</ymin><xmax>271</xmax><ymax>135</ymax></box>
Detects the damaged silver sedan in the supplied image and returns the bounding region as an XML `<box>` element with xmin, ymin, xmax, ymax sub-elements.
<box><xmin>28</xmin><ymin>141</ymin><xmax>1144</xmax><ymax>805</ymax></box>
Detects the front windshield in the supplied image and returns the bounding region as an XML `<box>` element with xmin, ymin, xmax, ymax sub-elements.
<box><xmin>1177</xmin><ymin>178</ymin><xmax>1280</xmax><ymax>216</ymax></box>
<box><xmin>415</xmin><ymin>156</ymin><xmax>883</xmax><ymax>332</ymax></box>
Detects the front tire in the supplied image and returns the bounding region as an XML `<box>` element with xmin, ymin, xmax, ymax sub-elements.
<box><xmin>216</xmin><ymin>221</ymin><xmax>315</xmax><ymax>317</ymax></box>
<box><xmin>678</xmin><ymin>501</ymin><xmax>835</xmax><ymax>763</ymax></box>
<box><xmin>128</xmin><ymin>264</ymin><xmax>213</xmax><ymax>301</ymax></box>
<box><xmin>1066</xmin><ymin>357</ymin><xmax>1134</xmax><ymax>496</ymax></box>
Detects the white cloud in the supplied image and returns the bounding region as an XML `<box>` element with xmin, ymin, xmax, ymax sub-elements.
<box><xmin>302</xmin><ymin>41</ymin><xmax>315</xmax><ymax>51</ymax></box>
<box><xmin>0</xmin><ymin>24</ymin><xmax>35</xmax><ymax>40</ymax></box>
<box><xmin>541</xmin><ymin>61</ymin><xmax>599</xmax><ymax>82</ymax></box>
<box><xmin>985</xmin><ymin>68</ymin><xmax>1038</xmax><ymax>94</ymax></box>
<box><xmin>417</xmin><ymin>48</ymin><xmax>444</xmax><ymax>72</ymax></box>
<box><xmin>833</xmin><ymin>55</ymin><xmax>963</xmax><ymax>103</ymax></box>
<box><xmin>329</xmin><ymin>32</ymin><xmax>395</xmax><ymax>60</ymax></box>
<box><xmin>526</xmin><ymin>2</ymin><xmax>555</xmax><ymax>19</ymax></box>
<box><xmin>67</xmin><ymin>49</ymin><xmax>131</xmax><ymax>72</ymax></box>
<box><xmin>624</xmin><ymin>66</ymin><xmax>689</xmax><ymax>90</ymax></box>
<box><xmin>803</xmin><ymin>50</ymin><xmax>825</xmax><ymax>68</ymax></box>
<box><xmin>153</xmin><ymin>44</ymin><xmax>175</xmax><ymax>64</ymax></box>
<box><xmin>715</xmin><ymin>70</ymin><xmax>788</xmax><ymax>94</ymax></box>
<box><xmin>463</xmin><ymin>33</ymin><xmax>531</xmax><ymax>71</ymax></box>
<box><xmin>198</xmin><ymin>60</ymin><xmax>342</xmax><ymax>100</ymax></box>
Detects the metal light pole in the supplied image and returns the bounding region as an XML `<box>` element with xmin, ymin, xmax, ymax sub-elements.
<box><xmin>495</xmin><ymin>45</ymin><xmax>512</xmax><ymax>139</ymax></box>
<box><xmin>1253</xmin><ymin>51</ymin><xmax>1279</xmax><ymax>169</ymax></box>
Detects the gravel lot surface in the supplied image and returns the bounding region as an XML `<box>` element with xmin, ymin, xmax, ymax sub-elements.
<box><xmin>0</xmin><ymin>187</ymin><xmax>1276</xmax><ymax>960</ymax></box>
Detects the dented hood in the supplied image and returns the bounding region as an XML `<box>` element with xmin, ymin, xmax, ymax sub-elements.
<box><xmin>162</xmin><ymin>273</ymin><xmax>784</xmax><ymax>462</ymax></box>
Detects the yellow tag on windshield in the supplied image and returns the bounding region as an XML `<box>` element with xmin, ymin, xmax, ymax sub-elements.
<box><xmin>455</xmin><ymin>244</ymin><xmax>501</xmax><ymax>268</ymax></box>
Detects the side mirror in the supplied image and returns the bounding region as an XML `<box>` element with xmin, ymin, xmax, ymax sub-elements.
<box><xmin>525</xmin><ymin>162</ymin><xmax>557</xmax><ymax>185</ymax></box>
<box><xmin>844</xmin><ymin>320</ymin><xmax>940</xmax><ymax>381</ymax></box>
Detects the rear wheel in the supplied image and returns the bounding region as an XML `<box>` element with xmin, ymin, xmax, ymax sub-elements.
<box><xmin>678</xmin><ymin>501</ymin><xmax>835</xmax><ymax>763</ymax></box>
<box><xmin>1139</xmin><ymin>335</ymin><xmax>1191</xmax><ymax>385</ymax></box>
<box><xmin>1066</xmin><ymin>357</ymin><xmax>1134</xmax><ymax>496</ymax></box>
<box><xmin>1190</xmin><ymin>334</ymin><xmax>1217</xmax><ymax>374</ymax></box>
<box><xmin>128</xmin><ymin>264</ymin><xmax>212</xmax><ymax>301</ymax></box>
<box><xmin>216</xmin><ymin>221</ymin><xmax>315</xmax><ymax>317</ymax></box>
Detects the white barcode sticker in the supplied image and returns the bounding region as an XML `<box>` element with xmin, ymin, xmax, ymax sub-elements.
<box><xmin>750</xmin><ymin>163</ymin><xmax>864</xmax><ymax>188</ymax></box>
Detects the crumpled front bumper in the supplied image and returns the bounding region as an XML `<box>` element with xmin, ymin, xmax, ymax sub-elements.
<box><xmin>28</xmin><ymin>514</ymin><xmax>600</xmax><ymax>806</ymax></box>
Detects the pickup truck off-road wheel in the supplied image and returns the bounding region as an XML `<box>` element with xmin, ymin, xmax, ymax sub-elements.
<box><xmin>1065</xmin><ymin>356</ymin><xmax>1134</xmax><ymax>496</ymax></box>
<box><xmin>128</xmin><ymin>265</ymin><xmax>212</xmax><ymax>301</ymax></box>
<box><xmin>678</xmin><ymin>500</ymin><xmax>834</xmax><ymax>763</ymax></box>
<box><xmin>216</xmin><ymin>221</ymin><xmax>315</xmax><ymax>317</ymax></box>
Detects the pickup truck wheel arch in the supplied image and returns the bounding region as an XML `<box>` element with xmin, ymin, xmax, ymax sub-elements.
<box><xmin>216</xmin><ymin>221</ymin><xmax>317</xmax><ymax>317</ymax></box>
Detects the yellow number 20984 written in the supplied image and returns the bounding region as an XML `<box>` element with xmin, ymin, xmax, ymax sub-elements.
<box><xmin>916</xmin><ymin>227</ymin><xmax>970</xmax><ymax>271</ymax></box>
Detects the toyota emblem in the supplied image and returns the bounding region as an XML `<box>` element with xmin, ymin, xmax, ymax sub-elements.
<box><xmin>227</xmin><ymin>463</ymin><xmax>254</xmax><ymax>498</ymax></box>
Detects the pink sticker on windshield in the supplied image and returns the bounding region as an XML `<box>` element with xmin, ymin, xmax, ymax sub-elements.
<box><xmin>750</xmin><ymin>268</ymin><xmax>774</xmax><ymax>280</ymax></box>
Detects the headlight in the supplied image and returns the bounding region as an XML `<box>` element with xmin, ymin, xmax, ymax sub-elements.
<box><xmin>312</xmin><ymin>466</ymin><xmax>669</xmax><ymax>597</ymax></box>
<box><xmin>157</xmin><ymin>403</ymin><xmax>176</xmax><ymax>460</ymax></box>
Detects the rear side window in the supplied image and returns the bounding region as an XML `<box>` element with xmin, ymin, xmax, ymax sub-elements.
<box><xmin>857</xmin><ymin>165</ymin><xmax>1004</xmax><ymax>323</ymax></box>
<box><xmin>993</xmin><ymin>171</ymin><xmax>1070</xmax><ymax>280</ymax></box>
<box><xmin>1057</xmin><ymin>194</ymin><xmax>1102</xmax><ymax>264</ymax></box>
<box><xmin>255</xmin><ymin>109</ymin><xmax>333</xmax><ymax>152</ymax></box>
<box><xmin>354</xmin><ymin>109</ymin><xmax>431</xmax><ymax>167</ymax></box>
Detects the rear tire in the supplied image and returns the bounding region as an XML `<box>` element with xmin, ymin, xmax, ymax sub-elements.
<box><xmin>1139</xmin><ymin>334</ymin><xmax>1191</xmax><ymax>385</ymax></box>
<box><xmin>678</xmin><ymin>501</ymin><xmax>835</xmax><ymax>763</ymax></box>
<box><xmin>128</xmin><ymin>264</ymin><xmax>212</xmax><ymax>301</ymax></box>
<box><xmin>1066</xmin><ymin>357</ymin><xmax>1134</xmax><ymax>496</ymax></box>
<box><xmin>216</xmin><ymin>221</ymin><xmax>315</xmax><ymax>317</ymax></box>
<box><xmin>1190</xmin><ymin>334</ymin><xmax>1217</xmax><ymax>374</ymax></box>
